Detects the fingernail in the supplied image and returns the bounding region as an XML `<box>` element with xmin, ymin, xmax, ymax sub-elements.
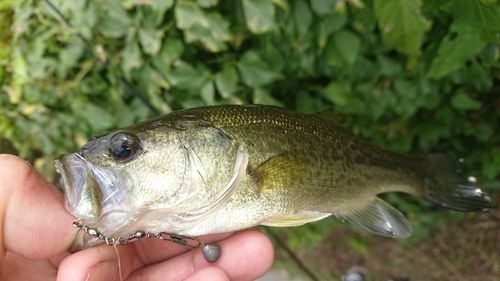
<box><xmin>86</xmin><ymin>261</ymin><xmax>117</xmax><ymax>281</ymax></box>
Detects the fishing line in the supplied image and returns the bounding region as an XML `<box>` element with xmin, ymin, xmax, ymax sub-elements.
<box><xmin>113</xmin><ymin>244</ymin><xmax>124</xmax><ymax>281</ymax></box>
<box><xmin>44</xmin><ymin>1</ymin><xmax>320</xmax><ymax>280</ymax></box>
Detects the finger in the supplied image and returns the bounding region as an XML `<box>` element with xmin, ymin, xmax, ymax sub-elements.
<box><xmin>127</xmin><ymin>230</ymin><xmax>274</xmax><ymax>281</ymax></box>
<box><xmin>0</xmin><ymin>154</ymin><xmax>77</xmax><ymax>260</ymax></box>
<box><xmin>132</xmin><ymin>232</ymin><xmax>234</xmax><ymax>268</ymax></box>
<box><xmin>2</xmin><ymin>252</ymin><xmax>57</xmax><ymax>280</ymax></box>
<box><xmin>182</xmin><ymin>266</ymin><xmax>229</xmax><ymax>281</ymax></box>
<box><xmin>57</xmin><ymin>242</ymin><xmax>135</xmax><ymax>281</ymax></box>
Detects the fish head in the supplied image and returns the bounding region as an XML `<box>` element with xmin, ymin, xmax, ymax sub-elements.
<box><xmin>55</xmin><ymin>118</ymin><xmax>248</xmax><ymax>251</ymax></box>
<box><xmin>55</xmin><ymin>127</ymin><xmax>187</xmax><ymax>250</ymax></box>
<box><xmin>55</xmin><ymin>131</ymin><xmax>144</xmax><ymax>223</ymax></box>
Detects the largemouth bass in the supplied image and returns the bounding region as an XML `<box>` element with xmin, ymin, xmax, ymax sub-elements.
<box><xmin>55</xmin><ymin>105</ymin><xmax>492</xmax><ymax>250</ymax></box>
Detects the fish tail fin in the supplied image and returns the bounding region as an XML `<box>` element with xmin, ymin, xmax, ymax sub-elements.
<box><xmin>423</xmin><ymin>154</ymin><xmax>492</xmax><ymax>212</ymax></box>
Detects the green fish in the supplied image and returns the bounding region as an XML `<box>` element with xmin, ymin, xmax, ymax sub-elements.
<box><xmin>55</xmin><ymin>105</ymin><xmax>492</xmax><ymax>250</ymax></box>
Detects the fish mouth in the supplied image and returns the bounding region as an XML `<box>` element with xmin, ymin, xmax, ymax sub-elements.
<box><xmin>55</xmin><ymin>153</ymin><xmax>89</xmax><ymax>217</ymax></box>
<box><xmin>55</xmin><ymin>153</ymin><xmax>110</xmax><ymax>223</ymax></box>
<box><xmin>55</xmin><ymin>153</ymin><xmax>129</xmax><ymax>251</ymax></box>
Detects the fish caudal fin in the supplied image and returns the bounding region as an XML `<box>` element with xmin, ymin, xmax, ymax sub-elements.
<box><xmin>336</xmin><ymin>197</ymin><xmax>412</xmax><ymax>238</ymax></box>
<box><xmin>423</xmin><ymin>154</ymin><xmax>492</xmax><ymax>212</ymax></box>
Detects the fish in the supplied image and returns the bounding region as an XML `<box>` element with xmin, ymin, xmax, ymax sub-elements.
<box><xmin>55</xmin><ymin>105</ymin><xmax>492</xmax><ymax>251</ymax></box>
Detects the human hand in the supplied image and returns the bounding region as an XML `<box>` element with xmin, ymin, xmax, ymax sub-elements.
<box><xmin>0</xmin><ymin>154</ymin><xmax>274</xmax><ymax>281</ymax></box>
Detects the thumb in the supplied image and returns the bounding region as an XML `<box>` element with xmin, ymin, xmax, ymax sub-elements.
<box><xmin>0</xmin><ymin>154</ymin><xmax>77</xmax><ymax>260</ymax></box>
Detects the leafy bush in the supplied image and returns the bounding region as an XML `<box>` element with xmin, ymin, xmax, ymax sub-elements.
<box><xmin>1</xmin><ymin>0</ymin><xmax>499</xmax><ymax>235</ymax></box>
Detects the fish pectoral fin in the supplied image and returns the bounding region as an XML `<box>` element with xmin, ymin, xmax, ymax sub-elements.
<box><xmin>335</xmin><ymin>197</ymin><xmax>412</xmax><ymax>238</ymax></box>
<box><xmin>252</xmin><ymin>152</ymin><xmax>310</xmax><ymax>194</ymax></box>
<box><xmin>261</xmin><ymin>211</ymin><xmax>331</xmax><ymax>227</ymax></box>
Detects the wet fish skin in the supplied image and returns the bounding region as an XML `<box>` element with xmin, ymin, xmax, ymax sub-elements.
<box><xmin>55</xmin><ymin>105</ymin><xmax>492</xmax><ymax>250</ymax></box>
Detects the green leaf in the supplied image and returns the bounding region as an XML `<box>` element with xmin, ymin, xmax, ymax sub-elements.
<box><xmin>57</xmin><ymin>43</ymin><xmax>85</xmax><ymax>79</ymax></box>
<box><xmin>260</xmin><ymin>43</ymin><xmax>284</xmax><ymax>72</ymax></box>
<box><xmin>292</xmin><ymin>0</ymin><xmax>313</xmax><ymax>38</ymax></box>
<box><xmin>29</xmin><ymin>58</ymin><xmax>57</xmax><ymax>79</ymax></box>
<box><xmin>311</xmin><ymin>0</ymin><xmax>337</xmax><ymax>16</ymax></box>
<box><xmin>167</xmin><ymin>61</ymin><xmax>210</xmax><ymax>91</ymax></box>
<box><xmin>481</xmin><ymin>0</ymin><xmax>496</xmax><ymax>4</ymax></box>
<box><xmin>236</xmin><ymin>51</ymin><xmax>283</xmax><ymax>87</ymax></box>
<box><xmin>392</xmin><ymin>80</ymin><xmax>420</xmax><ymax>119</ymax></box>
<box><xmin>376</xmin><ymin>55</ymin><xmax>402</xmax><ymax>77</ymax></box>
<box><xmin>429</xmin><ymin>22</ymin><xmax>486</xmax><ymax>79</ymax></box>
<box><xmin>96</xmin><ymin>0</ymin><xmax>129</xmax><ymax>38</ymax></box>
<box><xmin>352</xmin><ymin>5</ymin><xmax>376</xmax><ymax>33</ymax></box>
<box><xmin>151</xmin><ymin>0</ymin><xmax>174</xmax><ymax>24</ymax></box>
<box><xmin>206</xmin><ymin>12</ymin><xmax>231</xmax><ymax>42</ymax></box>
<box><xmin>374</xmin><ymin>0</ymin><xmax>431</xmax><ymax>56</ymax></box>
<box><xmin>185</xmin><ymin>25</ymin><xmax>226</xmax><ymax>52</ymax></box>
<box><xmin>338</xmin><ymin>98</ymin><xmax>365</xmax><ymax>115</ymax></box>
<box><xmin>242</xmin><ymin>0</ymin><xmax>277</xmax><ymax>34</ymax></box>
<box><xmin>453</xmin><ymin>0</ymin><xmax>500</xmax><ymax>43</ymax></box>
<box><xmin>215</xmin><ymin>64</ymin><xmax>239</xmax><ymax>97</ymax></box>
<box><xmin>71</xmin><ymin>2</ymin><xmax>98</xmax><ymax>39</ymax></box>
<box><xmin>450</xmin><ymin>90</ymin><xmax>482</xmax><ymax>110</ymax></box>
<box><xmin>269</xmin><ymin>0</ymin><xmax>288</xmax><ymax>9</ymax></box>
<box><xmin>318</xmin><ymin>13</ymin><xmax>347</xmax><ymax>48</ymax></box>
<box><xmin>197</xmin><ymin>0</ymin><xmax>218</xmax><ymax>8</ymax></box>
<box><xmin>479</xmin><ymin>44</ymin><xmax>499</xmax><ymax>65</ymax></box>
<box><xmin>413</xmin><ymin>122</ymin><xmax>451</xmax><ymax>150</ymax></box>
<box><xmin>324</xmin><ymin>30</ymin><xmax>360</xmax><ymax>68</ymax></box>
<box><xmin>138</xmin><ymin>28</ymin><xmax>163</xmax><ymax>56</ymax></box>
<box><xmin>422</xmin><ymin>0</ymin><xmax>452</xmax><ymax>12</ymax></box>
<box><xmin>152</xmin><ymin>37</ymin><xmax>184</xmax><ymax>78</ymax></box>
<box><xmin>466</xmin><ymin>61</ymin><xmax>493</xmax><ymax>92</ymax></box>
<box><xmin>80</xmin><ymin>75</ymin><xmax>108</xmax><ymax>95</ymax></box>
<box><xmin>78</xmin><ymin>103</ymin><xmax>114</xmax><ymax>133</ymax></box>
<box><xmin>253</xmin><ymin>88</ymin><xmax>284</xmax><ymax>106</ymax></box>
<box><xmin>184</xmin><ymin>11</ymin><xmax>231</xmax><ymax>52</ymax></box>
<box><xmin>175</xmin><ymin>1</ymin><xmax>208</xmax><ymax>30</ymax></box>
<box><xmin>121</xmin><ymin>41</ymin><xmax>141</xmax><ymax>79</ymax></box>
<box><xmin>200</xmin><ymin>80</ymin><xmax>215</xmax><ymax>104</ymax></box>
<box><xmin>295</xmin><ymin>91</ymin><xmax>317</xmax><ymax>114</ymax></box>
<box><xmin>322</xmin><ymin>81</ymin><xmax>351</xmax><ymax>106</ymax></box>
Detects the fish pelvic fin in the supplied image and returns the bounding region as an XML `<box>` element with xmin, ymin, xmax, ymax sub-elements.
<box><xmin>423</xmin><ymin>154</ymin><xmax>492</xmax><ymax>212</ymax></box>
<box><xmin>335</xmin><ymin>197</ymin><xmax>412</xmax><ymax>238</ymax></box>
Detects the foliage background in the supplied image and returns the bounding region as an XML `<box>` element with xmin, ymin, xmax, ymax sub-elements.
<box><xmin>1</xmin><ymin>0</ymin><xmax>499</xmax><ymax>280</ymax></box>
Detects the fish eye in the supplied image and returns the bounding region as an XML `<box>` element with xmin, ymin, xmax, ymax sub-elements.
<box><xmin>108</xmin><ymin>132</ymin><xmax>141</xmax><ymax>162</ymax></box>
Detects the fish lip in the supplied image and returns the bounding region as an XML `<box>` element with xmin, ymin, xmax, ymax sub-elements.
<box><xmin>56</xmin><ymin>153</ymin><xmax>130</xmax><ymax>250</ymax></box>
<box><xmin>55</xmin><ymin>153</ymin><xmax>89</xmax><ymax>218</ymax></box>
<box><xmin>56</xmin><ymin>153</ymin><xmax>101</xmax><ymax>251</ymax></box>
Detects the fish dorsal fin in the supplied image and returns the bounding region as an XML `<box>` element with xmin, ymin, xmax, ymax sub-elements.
<box><xmin>261</xmin><ymin>211</ymin><xmax>331</xmax><ymax>227</ymax></box>
<box><xmin>335</xmin><ymin>197</ymin><xmax>412</xmax><ymax>238</ymax></box>
<box><xmin>312</xmin><ymin>108</ymin><xmax>336</xmax><ymax>124</ymax></box>
<box><xmin>312</xmin><ymin>108</ymin><xmax>357</xmax><ymax>136</ymax></box>
<box><xmin>252</xmin><ymin>152</ymin><xmax>310</xmax><ymax>194</ymax></box>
